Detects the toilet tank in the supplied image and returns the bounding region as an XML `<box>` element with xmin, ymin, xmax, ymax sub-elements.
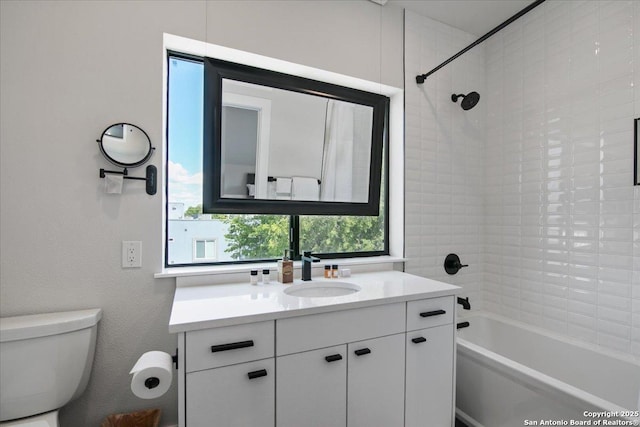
<box><xmin>0</xmin><ymin>309</ymin><xmax>102</xmax><ymax>422</ymax></box>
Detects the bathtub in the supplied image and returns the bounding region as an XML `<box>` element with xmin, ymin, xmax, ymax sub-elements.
<box><xmin>456</xmin><ymin>312</ymin><xmax>640</xmax><ymax>427</ymax></box>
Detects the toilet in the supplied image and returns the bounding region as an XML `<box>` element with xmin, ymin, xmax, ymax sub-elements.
<box><xmin>0</xmin><ymin>308</ymin><xmax>102</xmax><ymax>426</ymax></box>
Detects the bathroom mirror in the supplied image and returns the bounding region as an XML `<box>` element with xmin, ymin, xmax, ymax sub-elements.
<box><xmin>98</xmin><ymin>123</ymin><xmax>153</xmax><ymax>168</ymax></box>
<box><xmin>203</xmin><ymin>57</ymin><xmax>388</xmax><ymax>216</ymax></box>
<box><xmin>635</xmin><ymin>118</ymin><xmax>640</xmax><ymax>186</ymax></box>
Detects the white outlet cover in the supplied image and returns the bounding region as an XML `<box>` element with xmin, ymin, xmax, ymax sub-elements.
<box><xmin>122</xmin><ymin>241</ymin><xmax>142</xmax><ymax>268</ymax></box>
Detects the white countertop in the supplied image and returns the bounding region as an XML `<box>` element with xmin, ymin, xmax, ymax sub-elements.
<box><xmin>169</xmin><ymin>270</ymin><xmax>460</xmax><ymax>333</ymax></box>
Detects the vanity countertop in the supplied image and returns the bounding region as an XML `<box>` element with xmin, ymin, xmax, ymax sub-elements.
<box><xmin>169</xmin><ymin>270</ymin><xmax>460</xmax><ymax>333</ymax></box>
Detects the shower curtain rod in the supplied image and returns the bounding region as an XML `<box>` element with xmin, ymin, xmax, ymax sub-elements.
<box><xmin>415</xmin><ymin>0</ymin><xmax>546</xmax><ymax>84</ymax></box>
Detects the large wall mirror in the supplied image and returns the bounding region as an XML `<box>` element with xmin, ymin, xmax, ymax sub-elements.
<box><xmin>202</xmin><ymin>57</ymin><xmax>389</xmax><ymax>216</ymax></box>
<box><xmin>635</xmin><ymin>118</ymin><xmax>640</xmax><ymax>186</ymax></box>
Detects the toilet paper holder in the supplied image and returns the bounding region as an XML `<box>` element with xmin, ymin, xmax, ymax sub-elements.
<box><xmin>171</xmin><ymin>349</ymin><xmax>178</xmax><ymax>369</ymax></box>
<box><xmin>143</xmin><ymin>350</ymin><xmax>178</xmax><ymax>390</ymax></box>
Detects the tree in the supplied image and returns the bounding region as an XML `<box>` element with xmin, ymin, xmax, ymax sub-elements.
<box><xmin>221</xmin><ymin>215</ymin><xmax>289</xmax><ymax>260</ymax></box>
<box><xmin>184</xmin><ymin>204</ymin><xmax>202</xmax><ymax>218</ymax></box>
<box><xmin>217</xmin><ymin>214</ymin><xmax>383</xmax><ymax>260</ymax></box>
<box><xmin>300</xmin><ymin>215</ymin><xmax>383</xmax><ymax>253</ymax></box>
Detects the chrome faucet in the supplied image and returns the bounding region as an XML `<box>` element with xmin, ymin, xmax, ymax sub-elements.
<box><xmin>301</xmin><ymin>251</ymin><xmax>320</xmax><ymax>281</ymax></box>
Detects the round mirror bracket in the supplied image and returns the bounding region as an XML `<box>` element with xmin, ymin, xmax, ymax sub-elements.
<box><xmin>97</xmin><ymin>123</ymin><xmax>156</xmax><ymax>195</ymax></box>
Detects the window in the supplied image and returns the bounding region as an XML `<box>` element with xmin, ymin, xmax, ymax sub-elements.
<box><xmin>193</xmin><ymin>239</ymin><xmax>218</xmax><ymax>262</ymax></box>
<box><xmin>166</xmin><ymin>53</ymin><xmax>388</xmax><ymax>266</ymax></box>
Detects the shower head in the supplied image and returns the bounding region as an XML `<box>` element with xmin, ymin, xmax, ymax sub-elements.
<box><xmin>451</xmin><ymin>91</ymin><xmax>480</xmax><ymax>110</ymax></box>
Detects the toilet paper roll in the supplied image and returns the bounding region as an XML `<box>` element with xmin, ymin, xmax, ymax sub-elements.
<box><xmin>130</xmin><ymin>351</ymin><xmax>173</xmax><ymax>399</ymax></box>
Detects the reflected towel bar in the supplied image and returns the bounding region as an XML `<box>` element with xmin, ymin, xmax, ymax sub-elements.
<box><xmin>99</xmin><ymin>165</ymin><xmax>157</xmax><ymax>195</ymax></box>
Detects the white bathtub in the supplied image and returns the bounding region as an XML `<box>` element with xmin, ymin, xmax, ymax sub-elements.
<box><xmin>456</xmin><ymin>312</ymin><xmax>640</xmax><ymax>427</ymax></box>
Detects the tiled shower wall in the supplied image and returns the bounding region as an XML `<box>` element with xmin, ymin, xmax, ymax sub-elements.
<box><xmin>405</xmin><ymin>1</ymin><xmax>640</xmax><ymax>359</ymax></box>
<box><xmin>404</xmin><ymin>11</ymin><xmax>486</xmax><ymax>307</ymax></box>
<box><xmin>483</xmin><ymin>0</ymin><xmax>640</xmax><ymax>358</ymax></box>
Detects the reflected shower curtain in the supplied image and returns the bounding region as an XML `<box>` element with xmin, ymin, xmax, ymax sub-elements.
<box><xmin>320</xmin><ymin>100</ymin><xmax>372</xmax><ymax>202</ymax></box>
<box><xmin>320</xmin><ymin>100</ymin><xmax>355</xmax><ymax>202</ymax></box>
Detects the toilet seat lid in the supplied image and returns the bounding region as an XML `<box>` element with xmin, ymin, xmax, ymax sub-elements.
<box><xmin>0</xmin><ymin>410</ymin><xmax>58</xmax><ymax>427</ymax></box>
<box><xmin>0</xmin><ymin>309</ymin><xmax>101</xmax><ymax>342</ymax></box>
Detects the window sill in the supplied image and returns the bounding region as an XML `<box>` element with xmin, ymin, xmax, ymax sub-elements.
<box><xmin>155</xmin><ymin>255</ymin><xmax>406</xmax><ymax>279</ymax></box>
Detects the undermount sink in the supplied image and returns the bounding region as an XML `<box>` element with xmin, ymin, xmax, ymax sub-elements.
<box><xmin>284</xmin><ymin>281</ymin><xmax>361</xmax><ymax>298</ymax></box>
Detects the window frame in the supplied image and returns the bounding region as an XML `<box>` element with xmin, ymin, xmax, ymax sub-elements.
<box><xmin>203</xmin><ymin>56</ymin><xmax>388</xmax><ymax>216</ymax></box>
<box><xmin>164</xmin><ymin>51</ymin><xmax>390</xmax><ymax>267</ymax></box>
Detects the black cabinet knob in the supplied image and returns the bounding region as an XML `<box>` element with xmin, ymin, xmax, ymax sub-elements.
<box><xmin>325</xmin><ymin>354</ymin><xmax>343</xmax><ymax>362</ymax></box>
<box><xmin>247</xmin><ymin>369</ymin><xmax>267</xmax><ymax>380</ymax></box>
<box><xmin>420</xmin><ymin>309</ymin><xmax>446</xmax><ymax>317</ymax></box>
<box><xmin>354</xmin><ymin>348</ymin><xmax>371</xmax><ymax>356</ymax></box>
<box><xmin>411</xmin><ymin>337</ymin><xmax>427</xmax><ymax>344</ymax></box>
<box><xmin>211</xmin><ymin>340</ymin><xmax>254</xmax><ymax>353</ymax></box>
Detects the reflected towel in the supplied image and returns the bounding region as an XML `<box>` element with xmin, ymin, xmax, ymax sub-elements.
<box><xmin>105</xmin><ymin>174</ymin><xmax>123</xmax><ymax>194</ymax></box>
<box><xmin>275</xmin><ymin>177</ymin><xmax>292</xmax><ymax>194</ymax></box>
<box><xmin>291</xmin><ymin>176</ymin><xmax>319</xmax><ymax>201</ymax></box>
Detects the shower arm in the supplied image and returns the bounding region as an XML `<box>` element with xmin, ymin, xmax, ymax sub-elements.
<box><xmin>415</xmin><ymin>0</ymin><xmax>545</xmax><ymax>84</ymax></box>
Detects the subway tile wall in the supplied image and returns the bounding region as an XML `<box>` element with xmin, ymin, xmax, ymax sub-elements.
<box><xmin>484</xmin><ymin>0</ymin><xmax>639</xmax><ymax>359</ymax></box>
<box><xmin>405</xmin><ymin>1</ymin><xmax>640</xmax><ymax>359</ymax></box>
<box><xmin>404</xmin><ymin>10</ymin><xmax>486</xmax><ymax>309</ymax></box>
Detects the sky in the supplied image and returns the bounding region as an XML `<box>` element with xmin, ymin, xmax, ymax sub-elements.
<box><xmin>167</xmin><ymin>57</ymin><xmax>204</xmax><ymax>210</ymax></box>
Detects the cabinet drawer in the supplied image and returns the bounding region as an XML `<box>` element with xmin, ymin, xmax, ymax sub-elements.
<box><xmin>276</xmin><ymin>303</ymin><xmax>405</xmax><ymax>356</ymax></box>
<box><xmin>406</xmin><ymin>296</ymin><xmax>454</xmax><ymax>331</ymax></box>
<box><xmin>185</xmin><ymin>321</ymin><xmax>274</xmax><ymax>373</ymax></box>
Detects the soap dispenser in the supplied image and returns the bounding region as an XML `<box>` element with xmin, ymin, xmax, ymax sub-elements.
<box><xmin>278</xmin><ymin>249</ymin><xmax>293</xmax><ymax>284</ymax></box>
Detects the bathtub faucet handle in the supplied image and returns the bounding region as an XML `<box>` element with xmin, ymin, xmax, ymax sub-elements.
<box><xmin>444</xmin><ymin>253</ymin><xmax>468</xmax><ymax>275</ymax></box>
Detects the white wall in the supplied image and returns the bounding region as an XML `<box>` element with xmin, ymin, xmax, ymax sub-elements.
<box><xmin>404</xmin><ymin>11</ymin><xmax>486</xmax><ymax>308</ymax></box>
<box><xmin>0</xmin><ymin>1</ymin><xmax>403</xmax><ymax>425</ymax></box>
<box><xmin>483</xmin><ymin>0</ymin><xmax>640</xmax><ymax>359</ymax></box>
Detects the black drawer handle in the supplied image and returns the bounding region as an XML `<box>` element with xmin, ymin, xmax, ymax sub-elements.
<box><xmin>247</xmin><ymin>369</ymin><xmax>267</xmax><ymax>380</ymax></box>
<box><xmin>354</xmin><ymin>348</ymin><xmax>371</xmax><ymax>356</ymax></box>
<box><xmin>411</xmin><ymin>337</ymin><xmax>427</xmax><ymax>344</ymax></box>
<box><xmin>211</xmin><ymin>340</ymin><xmax>254</xmax><ymax>353</ymax></box>
<box><xmin>325</xmin><ymin>354</ymin><xmax>343</xmax><ymax>362</ymax></box>
<box><xmin>420</xmin><ymin>309</ymin><xmax>446</xmax><ymax>318</ymax></box>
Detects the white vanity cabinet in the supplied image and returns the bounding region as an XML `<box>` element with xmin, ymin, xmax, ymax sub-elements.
<box><xmin>276</xmin><ymin>345</ymin><xmax>347</xmax><ymax>427</ymax></box>
<box><xmin>405</xmin><ymin>298</ymin><xmax>455</xmax><ymax>427</ymax></box>
<box><xmin>275</xmin><ymin>303</ymin><xmax>406</xmax><ymax>427</ymax></box>
<box><xmin>183</xmin><ymin>321</ymin><xmax>275</xmax><ymax>427</ymax></box>
<box><xmin>347</xmin><ymin>333</ymin><xmax>406</xmax><ymax>427</ymax></box>
<box><xmin>172</xmin><ymin>274</ymin><xmax>458</xmax><ymax>427</ymax></box>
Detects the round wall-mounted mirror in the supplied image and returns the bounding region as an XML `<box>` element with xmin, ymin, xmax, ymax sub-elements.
<box><xmin>98</xmin><ymin>123</ymin><xmax>153</xmax><ymax>168</ymax></box>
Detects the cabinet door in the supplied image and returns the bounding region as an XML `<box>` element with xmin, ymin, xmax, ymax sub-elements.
<box><xmin>276</xmin><ymin>345</ymin><xmax>346</xmax><ymax>427</ymax></box>
<box><xmin>405</xmin><ymin>324</ymin><xmax>454</xmax><ymax>427</ymax></box>
<box><xmin>347</xmin><ymin>334</ymin><xmax>405</xmax><ymax>427</ymax></box>
<box><xmin>186</xmin><ymin>359</ymin><xmax>274</xmax><ymax>427</ymax></box>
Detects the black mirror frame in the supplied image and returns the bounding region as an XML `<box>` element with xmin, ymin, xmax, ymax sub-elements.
<box><xmin>202</xmin><ymin>57</ymin><xmax>389</xmax><ymax>216</ymax></box>
<box><xmin>97</xmin><ymin>122</ymin><xmax>154</xmax><ymax>168</ymax></box>
<box><xmin>635</xmin><ymin>117</ymin><xmax>640</xmax><ymax>186</ymax></box>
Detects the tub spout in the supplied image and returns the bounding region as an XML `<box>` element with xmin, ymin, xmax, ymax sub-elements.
<box><xmin>457</xmin><ymin>297</ymin><xmax>471</xmax><ymax>310</ymax></box>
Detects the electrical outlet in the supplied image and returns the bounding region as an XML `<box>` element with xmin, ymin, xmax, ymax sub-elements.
<box><xmin>122</xmin><ymin>241</ymin><xmax>142</xmax><ymax>268</ymax></box>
